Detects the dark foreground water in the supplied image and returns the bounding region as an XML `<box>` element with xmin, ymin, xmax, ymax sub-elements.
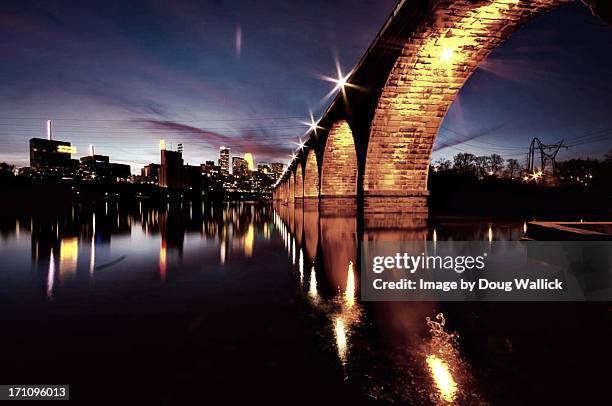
<box><xmin>0</xmin><ymin>201</ymin><xmax>609</xmax><ymax>405</ymax></box>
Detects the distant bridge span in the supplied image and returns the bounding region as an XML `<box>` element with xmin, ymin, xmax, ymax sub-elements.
<box><xmin>272</xmin><ymin>0</ymin><xmax>610</xmax><ymax>214</ymax></box>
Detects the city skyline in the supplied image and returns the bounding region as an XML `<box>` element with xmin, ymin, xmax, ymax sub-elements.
<box><xmin>24</xmin><ymin>126</ymin><xmax>283</xmax><ymax>176</ymax></box>
<box><xmin>1</xmin><ymin>1</ymin><xmax>611</xmax><ymax>172</ymax></box>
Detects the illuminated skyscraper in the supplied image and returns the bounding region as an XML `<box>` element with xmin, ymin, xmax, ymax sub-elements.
<box><xmin>257</xmin><ymin>162</ymin><xmax>271</xmax><ymax>174</ymax></box>
<box><xmin>219</xmin><ymin>147</ymin><xmax>230</xmax><ymax>176</ymax></box>
<box><xmin>271</xmin><ymin>162</ymin><xmax>284</xmax><ymax>180</ymax></box>
<box><xmin>243</xmin><ymin>153</ymin><xmax>254</xmax><ymax>171</ymax></box>
<box><xmin>232</xmin><ymin>156</ymin><xmax>248</xmax><ymax>178</ymax></box>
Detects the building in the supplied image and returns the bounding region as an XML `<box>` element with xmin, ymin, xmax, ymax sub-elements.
<box><xmin>244</xmin><ymin>153</ymin><xmax>254</xmax><ymax>171</ymax></box>
<box><xmin>219</xmin><ymin>147</ymin><xmax>230</xmax><ymax>176</ymax></box>
<box><xmin>109</xmin><ymin>163</ymin><xmax>131</xmax><ymax>181</ymax></box>
<box><xmin>80</xmin><ymin>154</ymin><xmax>110</xmax><ymax>179</ymax></box>
<box><xmin>29</xmin><ymin>138</ymin><xmax>78</xmax><ymax>172</ymax></box>
<box><xmin>185</xmin><ymin>165</ymin><xmax>202</xmax><ymax>190</ymax></box>
<box><xmin>141</xmin><ymin>163</ymin><xmax>160</xmax><ymax>184</ymax></box>
<box><xmin>232</xmin><ymin>156</ymin><xmax>248</xmax><ymax>178</ymax></box>
<box><xmin>79</xmin><ymin>148</ymin><xmax>130</xmax><ymax>182</ymax></box>
<box><xmin>271</xmin><ymin>162</ymin><xmax>284</xmax><ymax>180</ymax></box>
<box><xmin>257</xmin><ymin>162</ymin><xmax>271</xmax><ymax>175</ymax></box>
<box><xmin>160</xmin><ymin>149</ymin><xmax>187</xmax><ymax>189</ymax></box>
<box><xmin>202</xmin><ymin>160</ymin><xmax>216</xmax><ymax>173</ymax></box>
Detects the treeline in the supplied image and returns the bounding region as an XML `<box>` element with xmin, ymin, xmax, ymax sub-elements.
<box><xmin>431</xmin><ymin>149</ymin><xmax>612</xmax><ymax>187</ymax></box>
<box><xmin>428</xmin><ymin>150</ymin><xmax>612</xmax><ymax>217</ymax></box>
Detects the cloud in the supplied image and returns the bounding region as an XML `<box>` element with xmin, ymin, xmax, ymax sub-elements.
<box><xmin>140</xmin><ymin>119</ymin><xmax>293</xmax><ymax>160</ymax></box>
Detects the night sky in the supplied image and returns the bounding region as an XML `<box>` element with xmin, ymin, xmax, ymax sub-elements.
<box><xmin>1</xmin><ymin>0</ymin><xmax>611</xmax><ymax>172</ymax></box>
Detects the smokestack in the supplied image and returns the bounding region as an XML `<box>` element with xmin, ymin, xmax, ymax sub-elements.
<box><xmin>89</xmin><ymin>144</ymin><xmax>95</xmax><ymax>156</ymax></box>
<box><xmin>47</xmin><ymin>120</ymin><xmax>53</xmax><ymax>140</ymax></box>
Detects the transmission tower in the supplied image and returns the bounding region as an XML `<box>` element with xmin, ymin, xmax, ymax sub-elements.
<box><xmin>526</xmin><ymin>138</ymin><xmax>568</xmax><ymax>183</ymax></box>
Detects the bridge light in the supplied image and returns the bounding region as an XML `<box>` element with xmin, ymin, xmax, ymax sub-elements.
<box><xmin>440</xmin><ymin>46</ymin><xmax>455</xmax><ymax>64</ymax></box>
<box><xmin>303</xmin><ymin>111</ymin><xmax>322</xmax><ymax>137</ymax></box>
<box><xmin>320</xmin><ymin>62</ymin><xmax>356</xmax><ymax>99</ymax></box>
<box><xmin>330</xmin><ymin>65</ymin><xmax>352</xmax><ymax>93</ymax></box>
<box><xmin>334</xmin><ymin>74</ymin><xmax>348</xmax><ymax>92</ymax></box>
<box><xmin>297</xmin><ymin>137</ymin><xmax>306</xmax><ymax>151</ymax></box>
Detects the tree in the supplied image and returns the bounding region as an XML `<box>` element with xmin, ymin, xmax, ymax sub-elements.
<box><xmin>0</xmin><ymin>162</ymin><xmax>15</xmax><ymax>176</ymax></box>
<box><xmin>505</xmin><ymin>159</ymin><xmax>522</xmax><ymax>179</ymax></box>
<box><xmin>453</xmin><ymin>153</ymin><xmax>476</xmax><ymax>174</ymax></box>
<box><xmin>489</xmin><ymin>154</ymin><xmax>504</xmax><ymax>176</ymax></box>
<box><xmin>432</xmin><ymin>158</ymin><xmax>452</xmax><ymax>172</ymax></box>
<box><xmin>474</xmin><ymin>156</ymin><xmax>491</xmax><ymax>178</ymax></box>
<box><xmin>605</xmin><ymin>149</ymin><xmax>612</xmax><ymax>162</ymax></box>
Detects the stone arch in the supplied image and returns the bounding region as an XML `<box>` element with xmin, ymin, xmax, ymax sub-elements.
<box><xmin>303</xmin><ymin>149</ymin><xmax>319</xmax><ymax>198</ymax></box>
<box><xmin>295</xmin><ymin>165</ymin><xmax>304</xmax><ymax>199</ymax></box>
<box><xmin>320</xmin><ymin>120</ymin><xmax>358</xmax><ymax>198</ymax></box>
<box><xmin>363</xmin><ymin>0</ymin><xmax>569</xmax><ymax>212</ymax></box>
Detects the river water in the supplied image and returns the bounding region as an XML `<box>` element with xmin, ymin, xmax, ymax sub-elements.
<box><xmin>0</xmin><ymin>201</ymin><xmax>608</xmax><ymax>404</ymax></box>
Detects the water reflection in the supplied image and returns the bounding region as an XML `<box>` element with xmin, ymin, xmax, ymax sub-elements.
<box><xmin>424</xmin><ymin>313</ymin><xmax>462</xmax><ymax>403</ymax></box>
<box><xmin>344</xmin><ymin>261</ymin><xmax>355</xmax><ymax>308</ymax></box>
<box><xmin>426</xmin><ymin>354</ymin><xmax>458</xmax><ymax>402</ymax></box>
<box><xmin>308</xmin><ymin>266</ymin><xmax>319</xmax><ymax>304</ymax></box>
<box><xmin>334</xmin><ymin>316</ymin><xmax>348</xmax><ymax>366</ymax></box>
<box><xmin>1</xmin><ymin>199</ymin><xmax>576</xmax><ymax>404</ymax></box>
<box><xmin>303</xmin><ymin>203</ymin><xmax>319</xmax><ymax>265</ymax></box>
<box><xmin>59</xmin><ymin>237</ymin><xmax>78</xmax><ymax>282</ymax></box>
<box><xmin>1</xmin><ymin>200</ymin><xmax>275</xmax><ymax>298</ymax></box>
<box><xmin>272</xmin><ymin>200</ymin><xmax>534</xmax><ymax>403</ymax></box>
<box><xmin>47</xmin><ymin>249</ymin><xmax>55</xmax><ymax>299</ymax></box>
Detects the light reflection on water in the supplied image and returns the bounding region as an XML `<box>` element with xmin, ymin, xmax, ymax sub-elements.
<box><xmin>424</xmin><ymin>313</ymin><xmax>462</xmax><ymax>404</ymax></box>
<box><xmin>274</xmin><ymin>201</ymin><xmax>530</xmax><ymax>404</ymax></box>
<box><xmin>0</xmin><ymin>200</ymin><xmax>540</xmax><ymax>403</ymax></box>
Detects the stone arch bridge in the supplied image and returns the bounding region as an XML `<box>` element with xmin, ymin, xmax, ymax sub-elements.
<box><xmin>272</xmin><ymin>0</ymin><xmax>610</xmax><ymax>216</ymax></box>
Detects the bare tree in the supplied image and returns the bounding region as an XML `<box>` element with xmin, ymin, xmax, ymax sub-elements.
<box><xmin>453</xmin><ymin>153</ymin><xmax>477</xmax><ymax>174</ymax></box>
<box><xmin>505</xmin><ymin>159</ymin><xmax>522</xmax><ymax>179</ymax></box>
<box><xmin>433</xmin><ymin>158</ymin><xmax>452</xmax><ymax>172</ymax></box>
<box><xmin>489</xmin><ymin>154</ymin><xmax>504</xmax><ymax>176</ymax></box>
<box><xmin>475</xmin><ymin>156</ymin><xmax>491</xmax><ymax>178</ymax></box>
